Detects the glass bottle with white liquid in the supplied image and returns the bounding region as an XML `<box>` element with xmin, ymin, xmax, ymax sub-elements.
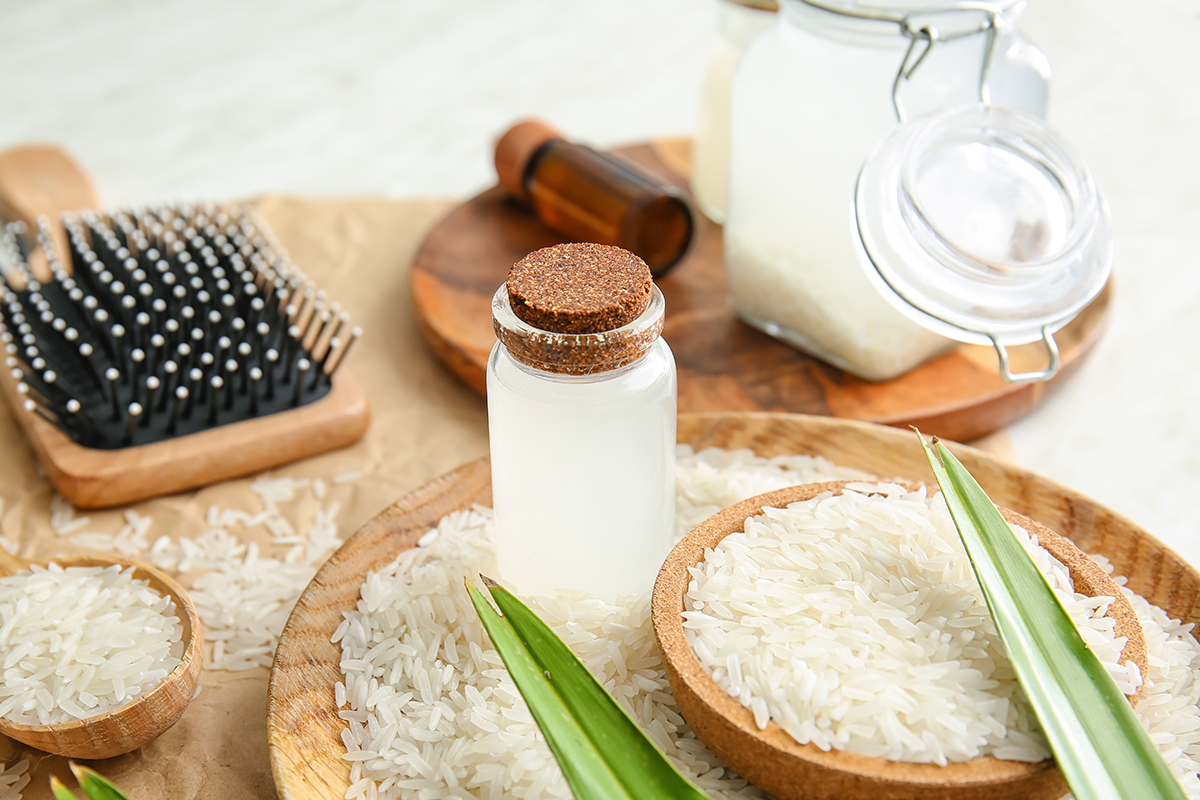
<box><xmin>487</xmin><ymin>243</ymin><xmax>677</xmax><ymax>602</ymax></box>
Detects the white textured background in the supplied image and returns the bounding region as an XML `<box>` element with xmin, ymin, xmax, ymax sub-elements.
<box><xmin>1</xmin><ymin>0</ymin><xmax>1199</xmax><ymax>562</ymax></box>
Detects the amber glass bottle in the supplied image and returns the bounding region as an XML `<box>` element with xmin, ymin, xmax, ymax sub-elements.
<box><xmin>494</xmin><ymin>120</ymin><xmax>694</xmax><ymax>277</ymax></box>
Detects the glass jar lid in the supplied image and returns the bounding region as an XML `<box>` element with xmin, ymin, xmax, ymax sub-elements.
<box><xmin>855</xmin><ymin>104</ymin><xmax>1112</xmax><ymax>379</ymax></box>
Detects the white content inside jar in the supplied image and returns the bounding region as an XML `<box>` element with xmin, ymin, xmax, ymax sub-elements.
<box><xmin>723</xmin><ymin>0</ymin><xmax>1052</xmax><ymax>380</ymax></box>
<box><xmin>693</xmin><ymin>0</ymin><xmax>778</xmax><ymax>223</ymax></box>
<box><xmin>725</xmin><ymin>19</ymin><xmax>959</xmax><ymax>381</ymax></box>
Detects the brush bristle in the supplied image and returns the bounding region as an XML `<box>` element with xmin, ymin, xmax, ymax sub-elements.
<box><xmin>0</xmin><ymin>203</ymin><xmax>360</xmax><ymax>449</ymax></box>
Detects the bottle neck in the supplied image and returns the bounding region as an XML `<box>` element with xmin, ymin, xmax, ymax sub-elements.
<box><xmin>491</xmin><ymin>283</ymin><xmax>665</xmax><ymax>377</ymax></box>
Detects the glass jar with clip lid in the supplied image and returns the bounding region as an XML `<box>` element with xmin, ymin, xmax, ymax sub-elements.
<box><xmin>724</xmin><ymin>0</ymin><xmax>1109</xmax><ymax>383</ymax></box>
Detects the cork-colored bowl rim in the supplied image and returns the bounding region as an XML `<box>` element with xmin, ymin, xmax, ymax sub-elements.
<box><xmin>651</xmin><ymin>480</ymin><xmax>1147</xmax><ymax>800</ymax></box>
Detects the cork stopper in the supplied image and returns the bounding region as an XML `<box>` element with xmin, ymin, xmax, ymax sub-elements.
<box><xmin>507</xmin><ymin>243</ymin><xmax>652</xmax><ymax>334</ymax></box>
<box><xmin>494</xmin><ymin>120</ymin><xmax>564</xmax><ymax>203</ymax></box>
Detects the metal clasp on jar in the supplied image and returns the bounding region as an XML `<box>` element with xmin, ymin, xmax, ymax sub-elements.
<box><xmin>799</xmin><ymin>0</ymin><xmax>1010</xmax><ymax>122</ymax></box>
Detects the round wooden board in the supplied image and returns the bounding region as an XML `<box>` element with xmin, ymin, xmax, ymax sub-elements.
<box><xmin>267</xmin><ymin>411</ymin><xmax>1200</xmax><ymax>800</ymax></box>
<box><xmin>411</xmin><ymin>140</ymin><xmax>1112</xmax><ymax>442</ymax></box>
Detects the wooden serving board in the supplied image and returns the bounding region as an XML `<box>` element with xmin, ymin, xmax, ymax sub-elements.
<box><xmin>0</xmin><ymin>145</ymin><xmax>370</xmax><ymax>508</ymax></box>
<box><xmin>411</xmin><ymin>140</ymin><xmax>1111</xmax><ymax>443</ymax></box>
<box><xmin>266</xmin><ymin>411</ymin><xmax>1200</xmax><ymax>800</ymax></box>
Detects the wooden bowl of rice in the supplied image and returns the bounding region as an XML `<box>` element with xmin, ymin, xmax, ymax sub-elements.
<box><xmin>0</xmin><ymin>556</ymin><xmax>204</xmax><ymax>759</ymax></box>
<box><xmin>652</xmin><ymin>480</ymin><xmax>1147</xmax><ymax>800</ymax></box>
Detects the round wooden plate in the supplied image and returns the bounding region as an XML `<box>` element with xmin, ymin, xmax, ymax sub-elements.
<box><xmin>410</xmin><ymin>140</ymin><xmax>1113</xmax><ymax>442</ymax></box>
<box><xmin>266</xmin><ymin>412</ymin><xmax>1197</xmax><ymax>800</ymax></box>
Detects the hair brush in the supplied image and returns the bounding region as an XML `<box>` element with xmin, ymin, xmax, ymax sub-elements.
<box><xmin>0</xmin><ymin>147</ymin><xmax>369</xmax><ymax>507</ymax></box>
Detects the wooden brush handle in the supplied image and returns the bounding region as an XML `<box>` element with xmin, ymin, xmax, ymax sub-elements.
<box><xmin>0</xmin><ymin>545</ymin><xmax>31</xmax><ymax>577</ymax></box>
<box><xmin>0</xmin><ymin>144</ymin><xmax>101</xmax><ymax>280</ymax></box>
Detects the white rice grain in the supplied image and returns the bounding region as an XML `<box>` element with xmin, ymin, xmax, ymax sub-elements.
<box><xmin>0</xmin><ymin>564</ymin><xmax>183</xmax><ymax>725</ymax></box>
<box><xmin>337</xmin><ymin>447</ymin><xmax>1200</xmax><ymax>799</ymax></box>
<box><xmin>333</xmin><ymin>446</ymin><xmax>867</xmax><ymax>799</ymax></box>
<box><xmin>0</xmin><ymin>759</ymin><xmax>31</xmax><ymax>800</ymax></box>
<box><xmin>47</xmin><ymin>468</ymin><xmax>358</xmax><ymax>674</ymax></box>
<box><xmin>684</xmin><ymin>486</ymin><xmax>1138</xmax><ymax>765</ymax></box>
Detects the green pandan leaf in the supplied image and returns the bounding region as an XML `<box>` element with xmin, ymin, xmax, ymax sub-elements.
<box><xmin>67</xmin><ymin>764</ymin><xmax>132</xmax><ymax>800</ymax></box>
<box><xmin>49</xmin><ymin>777</ymin><xmax>79</xmax><ymax>800</ymax></box>
<box><xmin>466</xmin><ymin>577</ymin><xmax>711</xmax><ymax>800</ymax></box>
<box><xmin>919</xmin><ymin>432</ymin><xmax>1184</xmax><ymax>800</ymax></box>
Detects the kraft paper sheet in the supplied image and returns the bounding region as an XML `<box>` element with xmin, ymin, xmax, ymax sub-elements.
<box><xmin>0</xmin><ymin>196</ymin><xmax>488</xmax><ymax>799</ymax></box>
<box><xmin>0</xmin><ymin>194</ymin><xmax>1015</xmax><ymax>798</ymax></box>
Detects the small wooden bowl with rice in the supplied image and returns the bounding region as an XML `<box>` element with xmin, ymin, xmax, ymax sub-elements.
<box><xmin>0</xmin><ymin>553</ymin><xmax>204</xmax><ymax>759</ymax></box>
<box><xmin>651</xmin><ymin>480</ymin><xmax>1148</xmax><ymax>800</ymax></box>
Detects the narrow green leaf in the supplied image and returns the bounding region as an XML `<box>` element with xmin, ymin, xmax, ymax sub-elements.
<box><xmin>466</xmin><ymin>577</ymin><xmax>711</xmax><ymax>800</ymax></box>
<box><xmin>466</xmin><ymin>579</ymin><xmax>629</xmax><ymax>799</ymax></box>
<box><xmin>919</xmin><ymin>432</ymin><xmax>1185</xmax><ymax>800</ymax></box>
<box><xmin>49</xmin><ymin>777</ymin><xmax>79</xmax><ymax>800</ymax></box>
<box><xmin>67</xmin><ymin>765</ymin><xmax>132</xmax><ymax>800</ymax></box>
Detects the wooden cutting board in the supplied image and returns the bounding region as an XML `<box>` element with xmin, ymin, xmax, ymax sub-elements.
<box><xmin>411</xmin><ymin>139</ymin><xmax>1111</xmax><ymax>443</ymax></box>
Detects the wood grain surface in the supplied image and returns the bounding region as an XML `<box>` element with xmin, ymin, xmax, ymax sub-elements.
<box><xmin>410</xmin><ymin>140</ymin><xmax>1112</xmax><ymax>443</ymax></box>
<box><xmin>652</xmin><ymin>480</ymin><xmax>1145</xmax><ymax>800</ymax></box>
<box><xmin>268</xmin><ymin>459</ymin><xmax>491</xmax><ymax>800</ymax></box>
<box><xmin>267</xmin><ymin>412</ymin><xmax>1198</xmax><ymax>800</ymax></box>
<box><xmin>0</xmin><ymin>145</ymin><xmax>100</xmax><ymax>277</ymax></box>
<box><xmin>0</xmin><ymin>364</ymin><xmax>370</xmax><ymax>509</ymax></box>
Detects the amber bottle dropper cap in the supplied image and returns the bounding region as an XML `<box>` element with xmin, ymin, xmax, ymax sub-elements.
<box><xmin>495</xmin><ymin>120</ymin><xmax>563</xmax><ymax>204</ymax></box>
<box><xmin>493</xmin><ymin>119</ymin><xmax>694</xmax><ymax>279</ymax></box>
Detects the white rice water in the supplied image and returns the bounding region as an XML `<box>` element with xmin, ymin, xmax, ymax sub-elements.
<box><xmin>487</xmin><ymin>338</ymin><xmax>677</xmax><ymax>602</ymax></box>
<box><xmin>332</xmin><ymin>445</ymin><xmax>1200</xmax><ymax>799</ymax></box>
